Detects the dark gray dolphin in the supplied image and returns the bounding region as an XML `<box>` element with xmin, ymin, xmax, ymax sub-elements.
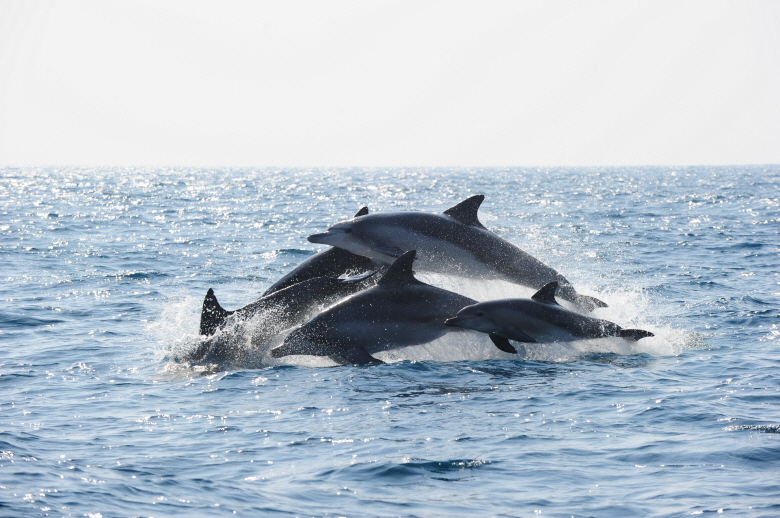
<box><xmin>189</xmin><ymin>271</ymin><xmax>377</xmax><ymax>364</ymax></box>
<box><xmin>307</xmin><ymin>195</ymin><xmax>607</xmax><ymax>311</ymax></box>
<box><xmin>444</xmin><ymin>281</ymin><xmax>652</xmax><ymax>352</ymax></box>
<box><xmin>262</xmin><ymin>207</ymin><xmax>376</xmax><ymax>297</ymax></box>
<box><xmin>270</xmin><ymin>250</ymin><xmax>516</xmax><ymax>365</ymax></box>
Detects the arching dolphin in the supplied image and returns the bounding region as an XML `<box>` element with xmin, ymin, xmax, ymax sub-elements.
<box><xmin>262</xmin><ymin>207</ymin><xmax>376</xmax><ymax>297</ymax></box>
<box><xmin>307</xmin><ymin>195</ymin><xmax>607</xmax><ymax>311</ymax></box>
<box><xmin>189</xmin><ymin>271</ymin><xmax>377</xmax><ymax>364</ymax></box>
<box><xmin>444</xmin><ymin>281</ymin><xmax>653</xmax><ymax>351</ymax></box>
<box><xmin>270</xmin><ymin>250</ymin><xmax>517</xmax><ymax>365</ymax></box>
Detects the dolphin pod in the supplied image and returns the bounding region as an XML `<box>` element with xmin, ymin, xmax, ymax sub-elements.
<box><xmin>188</xmin><ymin>195</ymin><xmax>651</xmax><ymax>367</ymax></box>
<box><xmin>308</xmin><ymin>195</ymin><xmax>607</xmax><ymax>311</ymax></box>
<box><xmin>270</xmin><ymin>250</ymin><xmax>514</xmax><ymax>365</ymax></box>
<box><xmin>445</xmin><ymin>281</ymin><xmax>653</xmax><ymax>352</ymax></box>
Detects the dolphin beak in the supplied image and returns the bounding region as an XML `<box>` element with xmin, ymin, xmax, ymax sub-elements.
<box><xmin>444</xmin><ymin>317</ymin><xmax>460</xmax><ymax>327</ymax></box>
<box><xmin>307</xmin><ymin>232</ymin><xmax>332</xmax><ymax>244</ymax></box>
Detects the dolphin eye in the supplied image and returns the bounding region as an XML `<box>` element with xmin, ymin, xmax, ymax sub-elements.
<box><xmin>477</xmin><ymin>311</ymin><xmax>484</xmax><ymax>317</ymax></box>
<box><xmin>344</xmin><ymin>228</ymin><xmax>352</xmax><ymax>233</ymax></box>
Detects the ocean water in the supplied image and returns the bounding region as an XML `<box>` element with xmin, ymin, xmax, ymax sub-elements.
<box><xmin>1</xmin><ymin>165</ymin><xmax>778</xmax><ymax>517</ymax></box>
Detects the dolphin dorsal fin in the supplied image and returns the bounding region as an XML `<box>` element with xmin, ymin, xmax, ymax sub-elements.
<box><xmin>199</xmin><ymin>288</ymin><xmax>233</xmax><ymax>336</ymax></box>
<box><xmin>531</xmin><ymin>282</ymin><xmax>560</xmax><ymax>305</ymax></box>
<box><xmin>354</xmin><ymin>207</ymin><xmax>368</xmax><ymax>217</ymax></box>
<box><xmin>443</xmin><ymin>195</ymin><xmax>486</xmax><ymax>229</ymax></box>
<box><xmin>378</xmin><ymin>250</ymin><xmax>423</xmax><ymax>287</ymax></box>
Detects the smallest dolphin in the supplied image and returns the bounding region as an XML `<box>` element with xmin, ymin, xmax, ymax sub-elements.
<box><xmin>445</xmin><ymin>281</ymin><xmax>653</xmax><ymax>352</ymax></box>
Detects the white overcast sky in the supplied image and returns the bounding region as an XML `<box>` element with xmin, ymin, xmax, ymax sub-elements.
<box><xmin>1</xmin><ymin>0</ymin><xmax>779</xmax><ymax>167</ymax></box>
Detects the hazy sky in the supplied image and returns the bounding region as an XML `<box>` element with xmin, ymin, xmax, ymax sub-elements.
<box><xmin>1</xmin><ymin>0</ymin><xmax>779</xmax><ymax>167</ymax></box>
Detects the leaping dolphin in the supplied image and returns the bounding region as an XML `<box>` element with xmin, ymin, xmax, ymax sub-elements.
<box><xmin>444</xmin><ymin>281</ymin><xmax>653</xmax><ymax>352</ymax></box>
<box><xmin>307</xmin><ymin>195</ymin><xmax>607</xmax><ymax>311</ymax></box>
<box><xmin>270</xmin><ymin>250</ymin><xmax>516</xmax><ymax>365</ymax></box>
<box><xmin>261</xmin><ymin>207</ymin><xmax>376</xmax><ymax>297</ymax></box>
<box><xmin>189</xmin><ymin>271</ymin><xmax>377</xmax><ymax>364</ymax></box>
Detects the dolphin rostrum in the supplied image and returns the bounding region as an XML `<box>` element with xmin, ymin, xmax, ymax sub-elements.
<box><xmin>270</xmin><ymin>250</ymin><xmax>517</xmax><ymax>365</ymax></box>
<box><xmin>444</xmin><ymin>281</ymin><xmax>653</xmax><ymax>352</ymax></box>
<box><xmin>262</xmin><ymin>207</ymin><xmax>376</xmax><ymax>297</ymax></box>
<box><xmin>307</xmin><ymin>195</ymin><xmax>607</xmax><ymax>311</ymax></box>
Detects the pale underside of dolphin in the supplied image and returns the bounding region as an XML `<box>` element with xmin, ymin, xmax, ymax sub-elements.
<box><xmin>270</xmin><ymin>250</ymin><xmax>516</xmax><ymax>365</ymax></box>
<box><xmin>307</xmin><ymin>195</ymin><xmax>607</xmax><ymax>311</ymax></box>
<box><xmin>444</xmin><ymin>281</ymin><xmax>653</xmax><ymax>352</ymax></box>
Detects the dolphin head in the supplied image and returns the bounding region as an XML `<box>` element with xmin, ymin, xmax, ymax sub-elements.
<box><xmin>308</xmin><ymin>216</ymin><xmax>399</xmax><ymax>262</ymax></box>
<box><xmin>308</xmin><ymin>219</ymin><xmax>356</xmax><ymax>247</ymax></box>
<box><xmin>444</xmin><ymin>303</ymin><xmax>498</xmax><ymax>334</ymax></box>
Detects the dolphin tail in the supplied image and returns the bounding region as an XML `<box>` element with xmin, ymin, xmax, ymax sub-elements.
<box><xmin>199</xmin><ymin>288</ymin><xmax>233</xmax><ymax>336</ymax></box>
<box><xmin>618</xmin><ymin>329</ymin><xmax>654</xmax><ymax>341</ymax></box>
<box><xmin>489</xmin><ymin>333</ymin><xmax>517</xmax><ymax>354</ymax></box>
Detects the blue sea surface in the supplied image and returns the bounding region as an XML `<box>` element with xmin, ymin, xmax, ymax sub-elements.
<box><xmin>1</xmin><ymin>166</ymin><xmax>778</xmax><ymax>517</ymax></box>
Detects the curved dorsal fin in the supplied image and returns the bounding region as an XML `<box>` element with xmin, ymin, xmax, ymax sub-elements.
<box><xmin>354</xmin><ymin>207</ymin><xmax>368</xmax><ymax>217</ymax></box>
<box><xmin>443</xmin><ymin>195</ymin><xmax>486</xmax><ymax>229</ymax></box>
<box><xmin>532</xmin><ymin>282</ymin><xmax>560</xmax><ymax>305</ymax></box>
<box><xmin>199</xmin><ymin>288</ymin><xmax>233</xmax><ymax>336</ymax></box>
<box><xmin>378</xmin><ymin>250</ymin><xmax>423</xmax><ymax>287</ymax></box>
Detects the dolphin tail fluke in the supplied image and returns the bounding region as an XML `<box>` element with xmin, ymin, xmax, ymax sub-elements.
<box><xmin>338</xmin><ymin>347</ymin><xmax>385</xmax><ymax>365</ymax></box>
<box><xmin>489</xmin><ymin>333</ymin><xmax>518</xmax><ymax>354</ymax></box>
<box><xmin>199</xmin><ymin>288</ymin><xmax>233</xmax><ymax>336</ymax></box>
<box><xmin>618</xmin><ymin>329</ymin><xmax>654</xmax><ymax>341</ymax></box>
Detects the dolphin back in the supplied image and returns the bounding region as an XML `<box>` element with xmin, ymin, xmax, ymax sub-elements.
<box><xmin>262</xmin><ymin>247</ymin><xmax>374</xmax><ymax>296</ymax></box>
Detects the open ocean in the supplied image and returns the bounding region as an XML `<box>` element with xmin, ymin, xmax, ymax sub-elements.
<box><xmin>1</xmin><ymin>165</ymin><xmax>778</xmax><ymax>517</ymax></box>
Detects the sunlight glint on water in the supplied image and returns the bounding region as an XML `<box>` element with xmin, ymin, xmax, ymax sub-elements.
<box><xmin>1</xmin><ymin>166</ymin><xmax>778</xmax><ymax>517</ymax></box>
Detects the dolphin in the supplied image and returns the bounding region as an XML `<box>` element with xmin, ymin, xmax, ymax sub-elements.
<box><xmin>307</xmin><ymin>195</ymin><xmax>607</xmax><ymax>311</ymax></box>
<box><xmin>189</xmin><ymin>271</ymin><xmax>377</xmax><ymax>364</ymax></box>
<box><xmin>444</xmin><ymin>281</ymin><xmax>653</xmax><ymax>352</ymax></box>
<box><xmin>270</xmin><ymin>250</ymin><xmax>517</xmax><ymax>365</ymax></box>
<box><xmin>262</xmin><ymin>207</ymin><xmax>376</xmax><ymax>297</ymax></box>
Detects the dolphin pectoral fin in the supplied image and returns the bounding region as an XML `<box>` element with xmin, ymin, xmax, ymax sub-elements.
<box><xmin>618</xmin><ymin>329</ymin><xmax>654</xmax><ymax>341</ymax></box>
<box><xmin>443</xmin><ymin>194</ymin><xmax>487</xmax><ymax>230</ymax></box>
<box><xmin>339</xmin><ymin>269</ymin><xmax>378</xmax><ymax>284</ymax></box>
<box><xmin>199</xmin><ymin>288</ymin><xmax>234</xmax><ymax>336</ymax></box>
<box><xmin>489</xmin><ymin>333</ymin><xmax>517</xmax><ymax>354</ymax></box>
<box><xmin>503</xmin><ymin>328</ymin><xmax>537</xmax><ymax>343</ymax></box>
<box><xmin>372</xmin><ymin>245</ymin><xmax>405</xmax><ymax>259</ymax></box>
<box><xmin>338</xmin><ymin>348</ymin><xmax>385</xmax><ymax>365</ymax></box>
<box><xmin>531</xmin><ymin>282</ymin><xmax>561</xmax><ymax>305</ymax></box>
